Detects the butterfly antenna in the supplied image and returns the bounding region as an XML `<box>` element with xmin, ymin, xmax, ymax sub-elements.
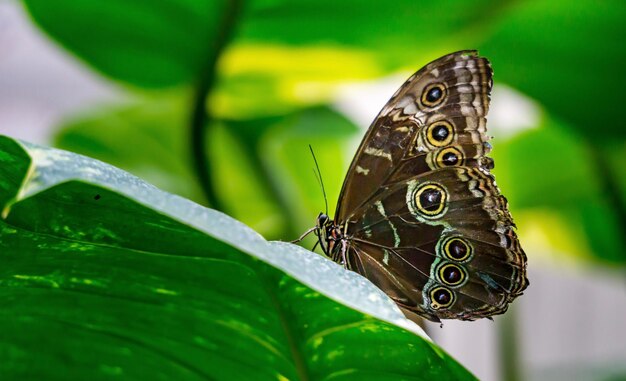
<box><xmin>309</xmin><ymin>144</ymin><xmax>329</xmax><ymax>216</ymax></box>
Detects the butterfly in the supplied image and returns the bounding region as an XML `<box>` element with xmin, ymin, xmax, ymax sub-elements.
<box><xmin>307</xmin><ymin>50</ymin><xmax>528</xmax><ymax>322</ymax></box>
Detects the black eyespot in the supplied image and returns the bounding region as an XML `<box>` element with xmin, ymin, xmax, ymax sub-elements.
<box><xmin>421</xmin><ymin>83</ymin><xmax>446</xmax><ymax>107</ymax></box>
<box><xmin>431</xmin><ymin>287</ymin><xmax>454</xmax><ymax>308</ymax></box>
<box><xmin>442</xmin><ymin>152</ymin><xmax>458</xmax><ymax>166</ymax></box>
<box><xmin>419</xmin><ymin>188</ymin><xmax>443</xmax><ymax>212</ymax></box>
<box><xmin>426</xmin><ymin>87</ymin><xmax>442</xmax><ymax>103</ymax></box>
<box><xmin>434</xmin><ymin>147</ymin><xmax>464</xmax><ymax>168</ymax></box>
<box><xmin>425</xmin><ymin>120</ymin><xmax>454</xmax><ymax>147</ymax></box>
<box><xmin>412</xmin><ymin>183</ymin><xmax>448</xmax><ymax>218</ymax></box>
<box><xmin>449</xmin><ymin>240</ymin><xmax>467</xmax><ymax>259</ymax></box>
<box><xmin>94</xmin><ymin>194</ymin><xmax>101</xmax><ymax>200</ymax></box>
<box><xmin>440</xmin><ymin>264</ymin><xmax>466</xmax><ymax>286</ymax></box>
<box><xmin>444</xmin><ymin>266</ymin><xmax>461</xmax><ymax>283</ymax></box>
<box><xmin>443</xmin><ymin>237</ymin><xmax>473</xmax><ymax>262</ymax></box>
<box><xmin>432</xmin><ymin>125</ymin><xmax>449</xmax><ymax>142</ymax></box>
<box><xmin>434</xmin><ymin>289</ymin><xmax>450</xmax><ymax>304</ymax></box>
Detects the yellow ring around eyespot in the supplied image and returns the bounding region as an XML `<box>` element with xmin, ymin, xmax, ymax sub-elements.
<box><xmin>414</xmin><ymin>183</ymin><xmax>448</xmax><ymax>216</ymax></box>
<box><xmin>443</xmin><ymin>237</ymin><xmax>473</xmax><ymax>262</ymax></box>
<box><xmin>430</xmin><ymin>286</ymin><xmax>455</xmax><ymax>309</ymax></box>
<box><xmin>421</xmin><ymin>83</ymin><xmax>447</xmax><ymax>107</ymax></box>
<box><xmin>437</xmin><ymin>263</ymin><xmax>467</xmax><ymax>287</ymax></box>
<box><xmin>426</xmin><ymin>120</ymin><xmax>454</xmax><ymax>147</ymax></box>
<box><xmin>435</xmin><ymin>146</ymin><xmax>464</xmax><ymax>167</ymax></box>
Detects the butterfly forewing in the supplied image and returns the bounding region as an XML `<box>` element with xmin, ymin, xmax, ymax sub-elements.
<box><xmin>330</xmin><ymin>50</ymin><xmax>528</xmax><ymax>322</ymax></box>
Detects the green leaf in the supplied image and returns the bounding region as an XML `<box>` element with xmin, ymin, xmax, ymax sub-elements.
<box><xmin>257</xmin><ymin>107</ymin><xmax>359</xmax><ymax>232</ymax></box>
<box><xmin>22</xmin><ymin>0</ymin><xmax>505</xmax><ymax>90</ymax></box>
<box><xmin>237</xmin><ymin>0</ymin><xmax>503</xmax><ymax>63</ymax></box>
<box><xmin>492</xmin><ymin>121</ymin><xmax>601</xmax><ymax>209</ymax></box>
<box><xmin>0</xmin><ymin>135</ymin><xmax>475</xmax><ymax>380</ymax></box>
<box><xmin>206</xmin><ymin>106</ymin><xmax>358</xmax><ymax>240</ymax></box>
<box><xmin>492</xmin><ymin>117</ymin><xmax>625</xmax><ymax>264</ymax></box>
<box><xmin>22</xmin><ymin>0</ymin><xmax>229</xmax><ymax>88</ymax></box>
<box><xmin>476</xmin><ymin>0</ymin><xmax>626</xmax><ymax>264</ymax></box>
<box><xmin>480</xmin><ymin>0</ymin><xmax>626</xmax><ymax>141</ymax></box>
<box><xmin>54</xmin><ymin>102</ymin><xmax>359</xmax><ymax>240</ymax></box>
<box><xmin>53</xmin><ymin>97</ymin><xmax>206</xmax><ymax>204</ymax></box>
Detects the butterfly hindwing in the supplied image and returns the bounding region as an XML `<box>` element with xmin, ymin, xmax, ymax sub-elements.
<box><xmin>327</xmin><ymin>50</ymin><xmax>527</xmax><ymax>322</ymax></box>
<box><xmin>346</xmin><ymin>166</ymin><xmax>527</xmax><ymax>320</ymax></box>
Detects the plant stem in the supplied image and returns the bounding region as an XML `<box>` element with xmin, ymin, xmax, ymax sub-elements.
<box><xmin>190</xmin><ymin>0</ymin><xmax>243</xmax><ymax>209</ymax></box>
<box><xmin>500</xmin><ymin>308</ymin><xmax>522</xmax><ymax>381</ymax></box>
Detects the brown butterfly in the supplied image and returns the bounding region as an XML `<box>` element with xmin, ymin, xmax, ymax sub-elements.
<box><xmin>303</xmin><ymin>50</ymin><xmax>528</xmax><ymax>322</ymax></box>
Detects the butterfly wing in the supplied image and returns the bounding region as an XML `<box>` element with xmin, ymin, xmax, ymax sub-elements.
<box><xmin>335</xmin><ymin>50</ymin><xmax>528</xmax><ymax>321</ymax></box>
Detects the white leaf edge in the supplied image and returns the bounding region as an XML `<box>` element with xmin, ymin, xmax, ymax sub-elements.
<box><xmin>8</xmin><ymin>138</ymin><xmax>430</xmax><ymax>341</ymax></box>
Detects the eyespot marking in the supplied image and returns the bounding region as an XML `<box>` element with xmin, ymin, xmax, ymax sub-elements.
<box><xmin>425</xmin><ymin>120</ymin><xmax>454</xmax><ymax>147</ymax></box>
<box><xmin>441</xmin><ymin>236</ymin><xmax>474</xmax><ymax>262</ymax></box>
<box><xmin>436</xmin><ymin>147</ymin><xmax>464</xmax><ymax>167</ymax></box>
<box><xmin>421</xmin><ymin>83</ymin><xmax>447</xmax><ymax>107</ymax></box>
<box><xmin>438</xmin><ymin>263</ymin><xmax>467</xmax><ymax>287</ymax></box>
<box><xmin>413</xmin><ymin>183</ymin><xmax>448</xmax><ymax>218</ymax></box>
<box><xmin>430</xmin><ymin>287</ymin><xmax>454</xmax><ymax>309</ymax></box>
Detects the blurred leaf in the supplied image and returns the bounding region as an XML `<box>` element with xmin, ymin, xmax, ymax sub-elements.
<box><xmin>54</xmin><ymin>96</ymin><xmax>206</xmax><ymax>203</ymax></box>
<box><xmin>0</xmin><ymin>135</ymin><xmax>475</xmax><ymax>380</ymax></box>
<box><xmin>55</xmin><ymin>101</ymin><xmax>360</xmax><ymax>240</ymax></box>
<box><xmin>480</xmin><ymin>0</ymin><xmax>626</xmax><ymax>264</ymax></box>
<box><xmin>602</xmin><ymin>140</ymin><xmax>626</xmax><ymax>207</ymax></box>
<box><xmin>22</xmin><ymin>0</ymin><xmax>509</xmax><ymax>91</ymax></box>
<box><xmin>492</xmin><ymin>121</ymin><xmax>601</xmax><ymax>209</ymax></box>
<box><xmin>576</xmin><ymin>201</ymin><xmax>624</xmax><ymax>263</ymax></box>
<box><xmin>213</xmin><ymin>47</ymin><xmax>383</xmax><ymax>119</ymax></box>
<box><xmin>241</xmin><ymin>0</ymin><xmax>489</xmax><ymax>47</ymax></box>
<box><xmin>54</xmin><ymin>96</ymin><xmax>288</xmax><ymax>238</ymax></box>
<box><xmin>492</xmin><ymin>117</ymin><xmax>624</xmax><ymax>264</ymax></box>
<box><xmin>212</xmin><ymin>106</ymin><xmax>360</xmax><ymax>240</ymax></box>
<box><xmin>238</xmin><ymin>0</ymin><xmax>508</xmax><ymax>68</ymax></box>
<box><xmin>22</xmin><ymin>0</ymin><xmax>229</xmax><ymax>88</ymax></box>
<box><xmin>480</xmin><ymin>0</ymin><xmax>626</xmax><ymax>141</ymax></box>
<box><xmin>208</xmin><ymin>121</ymin><xmax>286</xmax><ymax>238</ymax></box>
<box><xmin>259</xmin><ymin>107</ymin><xmax>359</xmax><ymax>233</ymax></box>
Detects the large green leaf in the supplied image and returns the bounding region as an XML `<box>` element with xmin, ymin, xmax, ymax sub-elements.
<box><xmin>21</xmin><ymin>0</ymin><xmax>504</xmax><ymax>90</ymax></box>
<box><xmin>237</xmin><ymin>0</ymin><xmax>503</xmax><ymax>65</ymax></box>
<box><xmin>476</xmin><ymin>0</ymin><xmax>626</xmax><ymax>263</ymax></box>
<box><xmin>0</xmin><ymin>135</ymin><xmax>474</xmax><ymax>380</ymax></box>
<box><xmin>480</xmin><ymin>0</ymin><xmax>626</xmax><ymax>141</ymax></box>
<box><xmin>492</xmin><ymin>117</ymin><xmax>625</xmax><ymax>263</ymax></box>
<box><xmin>21</xmin><ymin>0</ymin><xmax>229</xmax><ymax>88</ymax></box>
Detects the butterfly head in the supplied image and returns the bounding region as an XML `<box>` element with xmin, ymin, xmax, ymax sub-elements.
<box><xmin>316</xmin><ymin>212</ymin><xmax>330</xmax><ymax>229</ymax></box>
<box><xmin>315</xmin><ymin>212</ymin><xmax>345</xmax><ymax>261</ymax></box>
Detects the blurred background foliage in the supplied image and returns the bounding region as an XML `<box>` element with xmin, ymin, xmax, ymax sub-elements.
<box><xmin>22</xmin><ymin>0</ymin><xmax>625</xmax><ymax>267</ymax></box>
<box><xmin>5</xmin><ymin>0</ymin><xmax>625</xmax><ymax>379</ymax></box>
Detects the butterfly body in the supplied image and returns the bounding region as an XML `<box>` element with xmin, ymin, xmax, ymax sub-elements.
<box><xmin>315</xmin><ymin>51</ymin><xmax>528</xmax><ymax>322</ymax></box>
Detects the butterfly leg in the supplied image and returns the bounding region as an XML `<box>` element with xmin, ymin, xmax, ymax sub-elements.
<box><xmin>340</xmin><ymin>239</ymin><xmax>349</xmax><ymax>268</ymax></box>
<box><xmin>290</xmin><ymin>226</ymin><xmax>317</xmax><ymax>243</ymax></box>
